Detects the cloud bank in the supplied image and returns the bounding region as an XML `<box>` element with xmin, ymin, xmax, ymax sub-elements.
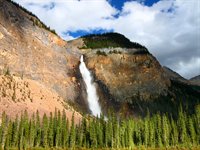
<box><xmin>13</xmin><ymin>0</ymin><xmax>200</xmax><ymax>79</ymax></box>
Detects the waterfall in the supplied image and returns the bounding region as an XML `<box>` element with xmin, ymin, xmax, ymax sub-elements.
<box><xmin>79</xmin><ymin>55</ymin><xmax>102</xmax><ymax>117</ymax></box>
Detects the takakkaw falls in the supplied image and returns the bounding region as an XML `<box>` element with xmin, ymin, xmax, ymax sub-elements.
<box><xmin>79</xmin><ymin>55</ymin><xmax>102</xmax><ymax>116</ymax></box>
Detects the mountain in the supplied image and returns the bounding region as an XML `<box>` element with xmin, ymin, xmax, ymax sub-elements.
<box><xmin>0</xmin><ymin>0</ymin><xmax>199</xmax><ymax>119</ymax></box>
<box><xmin>0</xmin><ymin>0</ymin><xmax>83</xmax><ymax>120</ymax></box>
<box><xmin>163</xmin><ymin>66</ymin><xmax>188</xmax><ymax>83</ymax></box>
<box><xmin>78</xmin><ymin>33</ymin><xmax>200</xmax><ymax>117</ymax></box>
<box><xmin>0</xmin><ymin>0</ymin><xmax>82</xmax><ymax>101</ymax></box>
<box><xmin>190</xmin><ymin>75</ymin><xmax>200</xmax><ymax>86</ymax></box>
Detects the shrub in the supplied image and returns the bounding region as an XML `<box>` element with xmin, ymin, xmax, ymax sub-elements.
<box><xmin>108</xmin><ymin>50</ymin><xmax>122</xmax><ymax>54</ymax></box>
<box><xmin>96</xmin><ymin>50</ymin><xmax>107</xmax><ymax>56</ymax></box>
<box><xmin>4</xmin><ymin>67</ymin><xmax>10</xmax><ymax>76</ymax></box>
<box><xmin>7</xmin><ymin>0</ymin><xmax>57</xmax><ymax>35</ymax></box>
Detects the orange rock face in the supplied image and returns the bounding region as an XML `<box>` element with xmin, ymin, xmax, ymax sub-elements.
<box><xmin>83</xmin><ymin>49</ymin><xmax>172</xmax><ymax>116</ymax></box>
<box><xmin>0</xmin><ymin>75</ymin><xmax>82</xmax><ymax>123</ymax></box>
<box><xmin>86</xmin><ymin>51</ymin><xmax>170</xmax><ymax>102</ymax></box>
<box><xmin>0</xmin><ymin>0</ymin><xmax>81</xmax><ymax>102</ymax></box>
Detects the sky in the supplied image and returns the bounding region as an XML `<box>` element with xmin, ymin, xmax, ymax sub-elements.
<box><xmin>13</xmin><ymin>0</ymin><xmax>200</xmax><ymax>79</ymax></box>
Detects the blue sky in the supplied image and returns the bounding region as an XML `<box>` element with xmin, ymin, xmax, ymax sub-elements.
<box><xmin>69</xmin><ymin>0</ymin><xmax>162</xmax><ymax>38</ymax></box>
<box><xmin>109</xmin><ymin>0</ymin><xmax>160</xmax><ymax>9</ymax></box>
<box><xmin>13</xmin><ymin>0</ymin><xmax>200</xmax><ymax>79</ymax></box>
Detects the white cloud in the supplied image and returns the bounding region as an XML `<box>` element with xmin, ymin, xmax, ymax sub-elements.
<box><xmin>174</xmin><ymin>58</ymin><xmax>200</xmax><ymax>79</ymax></box>
<box><xmin>112</xmin><ymin>0</ymin><xmax>200</xmax><ymax>79</ymax></box>
<box><xmin>14</xmin><ymin>0</ymin><xmax>118</xmax><ymax>37</ymax></box>
<box><xmin>13</xmin><ymin>0</ymin><xmax>200</xmax><ymax>79</ymax></box>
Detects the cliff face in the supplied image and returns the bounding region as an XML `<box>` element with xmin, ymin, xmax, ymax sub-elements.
<box><xmin>82</xmin><ymin>48</ymin><xmax>170</xmax><ymax>116</ymax></box>
<box><xmin>0</xmin><ymin>0</ymin><xmax>86</xmax><ymax>120</ymax></box>
<box><xmin>0</xmin><ymin>0</ymin><xmax>82</xmax><ymax>102</ymax></box>
<box><xmin>85</xmin><ymin>49</ymin><xmax>170</xmax><ymax>100</ymax></box>
<box><xmin>0</xmin><ymin>74</ymin><xmax>81</xmax><ymax>123</ymax></box>
<box><xmin>79</xmin><ymin>34</ymin><xmax>200</xmax><ymax>117</ymax></box>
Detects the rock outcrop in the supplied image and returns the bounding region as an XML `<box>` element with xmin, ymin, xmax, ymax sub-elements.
<box><xmin>0</xmin><ymin>0</ymin><xmax>82</xmax><ymax>102</ymax></box>
<box><xmin>0</xmin><ymin>74</ymin><xmax>81</xmax><ymax>123</ymax></box>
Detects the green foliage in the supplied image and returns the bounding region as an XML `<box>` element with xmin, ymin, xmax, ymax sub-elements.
<box><xmin>69</xmin><ymin>113</ymin><xmax>76</xmax><ymax>148</ymax></box>
<box><xmin>4</xmin><ymin>67</ymin><xmax>10</xmax><ymax>76</ymax></box>
<box><xmin>0</xmin><ymin>105</ymin><xmax>199</xmax><ymax>149</ymax></box>
<box><xmin>109</xmin><ymin>50</ymin><xmax>122</xmax><ymax>54</ymax></box>
<box><xmin>81</xmin><ymin>33</ymin><xmax>148</xmax><ymax>51</ymax></box>
<box><xmin>96</xmin><ymin>50</ymin><xmax>107</xmax><ymax>56</ymax></box>
<box><xmin>30</xmin><ymin>17</ymin><xmax>57</xmax><ymax>35</ymax></box>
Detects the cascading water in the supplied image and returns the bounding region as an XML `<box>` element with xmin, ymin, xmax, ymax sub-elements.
<box><xmin>79</xmin><ymin>55</ymin><xmax>102</xmax><ymax>117</ymax></box>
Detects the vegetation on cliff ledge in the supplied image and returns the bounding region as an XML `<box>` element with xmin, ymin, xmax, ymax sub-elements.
<box><xmin>81</xmin><ymin>33</ymin><xmax>148</xmax><ymax>51</ymax></box>
<box><xmin>7</xmin><ymin>0</ymin><xmax>57</xmax><ymax>35</ymax></box>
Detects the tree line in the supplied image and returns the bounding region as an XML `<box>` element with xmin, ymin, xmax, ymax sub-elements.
<box><xmin>0</xmin><ymin>105</ymin><xmax>199</xmax><ymax>149</ymax></box>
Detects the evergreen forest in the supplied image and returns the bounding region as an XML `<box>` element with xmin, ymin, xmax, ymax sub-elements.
<box><xmin>0</xmin><ymin>105</ymin><xmax>200</xmax><ymax>150</ymax></box>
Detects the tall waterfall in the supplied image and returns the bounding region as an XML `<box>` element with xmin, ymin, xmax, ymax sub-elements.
<box><xmin>79</xmin><ymin>55</ymin><xmax>102</xmax><ymax>117</ymax></box>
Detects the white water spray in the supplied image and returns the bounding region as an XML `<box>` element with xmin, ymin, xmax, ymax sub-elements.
<box><xmin>79</xmin><ymin>55</ymin><xmax>102</xmax><ymax>117</ymax></box>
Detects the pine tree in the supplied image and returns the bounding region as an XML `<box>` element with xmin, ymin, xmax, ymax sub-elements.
<box><xmin>76</xmin><ymin>122</ymin><xmax>82</xmax><ymax>148</ymax></box>
<box><xmin>35</xmin><ymin>110</ymin><xmax>41</xmax><ymax>147</ymax></box>
<box><xmin>89</xmin><ymin>119</ymin><xmax>97</xmax><ymax>148</ymax></box>
<box><xmin>120</xmin><ymin>120</ymin><xmax>126</xmax><ymax>147</ymax></box>
<box><xmin>155</xmin><ymin>113</ymin><xmax>162</xmax><ymax>147</ymax></box>
<box><xmin>149</xmin><ymin>116</ymin><xmax>155</xmax><ymax>147</ymax></box>
<box><xmin>170</xmin><ymin>116</ymin><xmax>178</xmax><ymax>146</ymax></box>
<box><xmin>112</xmin><ymin>115</ymin><xmax>120</xmax><ymax>148</ymax></box>
<box><xmin>55</xmin><ymin>110</ymin><xmax>61</xmax><ymax>147</ymax></box>
<box><xmin>66</xmin><ymin>119</ymin><xmax>70</xmax><ymax>147</ymax></box>
<box><xmin>53</xmin><ymin>109</ymin><xmax>58</xmax><ymax>146</ymax></box>
<box><xmin>69</xmin><ymin>113</ymin><xmax>76</xmax><ymax>148</ymax></box>
<box><xmin>104</xmin><ymin>119</ymin><xmax>109</xmax><ymax>148</ymax></box>
<box><xmin>0</xmin><ymin>111</ymin><xmax>8</xmax><ymax>149</ymax></box>
<box><xmin>107</xmin><ymin>115</ymin><xmax>113</xmax><ymax>148</ymax></box>
<box><xmin>178</xmin><ymin>106</ymin><xmax>187</xmax><ymax>145</ymax></box>
<box><xmin>134</xmin><ymin>119</ymin><xmax>142</xmax><ymax>146</ymax></box>
<box><xmin>12</xmin><ymin>115</ymin><xmax>19</xmax><ymax>148</ymax></box>
<box><xmin>48</xmin><ymin>112</ymin><xmax>54</xmax><ymax>147</ymax></box>
<box><xmin>23</xmin><ymin>110</ymin><xmax>29</xmax><ymax>149</ymax></box>
<box><xmin>81</xmin><ymin>116</ymin><xmax>87</xmax><ymax>148</ymax></box>
<box><xmin>29</xmin><ymin>113</ymin><xmax>35</xmax><ymax>148</ymax></box>
<box><xmin>188</xmin><ymin>116</ymin><xmax>196</xmax><ymax>145</ymax></box>
<box><xmin>61</xmin><ymin>110</ymin><xmax>67</xmax><ymax>148</ymax></box>
<box><xmin>127</xmin><ymin>119</ymin><xmax>134</xmax><ymax>148</ymax></box>
<box><xmin>4</xmin><ymin>119</ymin><xmax>13</xmax><ymax>149</ymax></box>
<box><xmin>144</xmin><ymin>114</ymin><xmax>150</xmax><ymax>147</ymax></box>
<box><xmin>18</xmin><ymin>113</ymin><xmax>24</xmax><ymax>149</ymax></box>
<box><xmin>42</xmin><ymin>113</ymin><xmax>48</xmax><ymax>148</ymax></box>
<box><xmin>162</xmin><ymin>114</ymin><xmax>170</xmax><ymax>147</ymax></box>
<box><xmin>195</xmin><ymin>105</ymin><xmax>200</xmax><ymax>144</ymax></box>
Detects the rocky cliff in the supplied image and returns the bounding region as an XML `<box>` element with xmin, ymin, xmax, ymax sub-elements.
<box><xmin>0</xmin><ymin>0</ymin><xmax>82</xmax><ymax>102</ymax></box>
<box><xmin>0</xmin><ymin>74</ymin><xmax>81</xmax><ymax>123</ymax></box>
<box><xmin>0</xmin><ymin>0</ymin><xmax>84</xmax><ymax>120</ymax></box>
<box><xmin>78</xmin><ymin>33</ymin><xmax>200</xmax><ymax>117</ymax></box>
